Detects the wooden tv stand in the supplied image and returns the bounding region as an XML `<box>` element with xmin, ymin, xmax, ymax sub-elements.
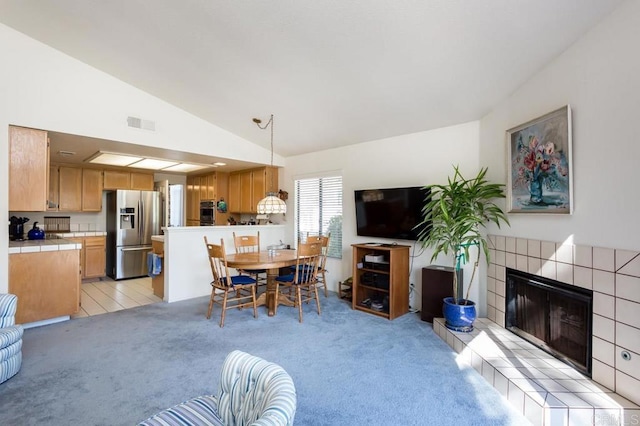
<box><xmin>351</xmin><ymin>243</ymin><xmax>409</xmax><ymax>320</ymax></box>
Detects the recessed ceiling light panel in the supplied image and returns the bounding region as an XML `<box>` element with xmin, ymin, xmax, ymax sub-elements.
<box><xmin>87</xmin><ymin>152</ymin><xmax>143</xmax><ymax>166</ymax></box>
<box><xmin>129</xmin><ymin>158</ymin><xmax>179</xmax><ymax>170</ymax></box>
<box><xmin>162</xmin><ymin>163</ymin><xmax>209</xmax><ymax>173</ymax></box>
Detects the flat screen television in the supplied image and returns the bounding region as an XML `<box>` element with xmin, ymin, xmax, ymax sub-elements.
<box><xmin>354</xmin><ymin>186</ymin><xmax>430</xmax><ymax>241</ymax></box>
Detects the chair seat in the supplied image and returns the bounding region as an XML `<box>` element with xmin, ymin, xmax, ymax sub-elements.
<box><xmin>139</xmin><ymin>395</ymin><xmax>223</xmax><ymax>426</ymax></box>
<box><xmin>220</xmin><ymin>275</ymin><xmax>257</xmax><ymax>286</ymax></box>
<box><xmin>0</xmin><ymin>325</ymin><xmax>23</xmax><ymax>350</ymax></box>
<box><xmin>275</xmin><ymin>273</ymin><xmax>297</xmax><ymax>284</ymax></box>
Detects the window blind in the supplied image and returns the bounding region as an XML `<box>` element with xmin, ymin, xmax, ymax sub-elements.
<box><xmin>295</xmin><ymin>176</ymin><xmax>342</xmax><ymax>258</ymax></box>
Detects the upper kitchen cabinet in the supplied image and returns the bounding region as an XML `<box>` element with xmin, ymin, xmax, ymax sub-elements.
<box><xmin>81</xmin><ymin>168</ymin><xmax>103</xmax><ymax>211</ymax></box>
<box><xmin>185</xmin><ymin>172</ymin><xmax>229</xmax><ymax>225</ymax></box>
<box><xmin>103</xmin><ymin>170</ymin><xmax>154</xmax><ymax>190</ymax></box>
<box><xmin>103</xmin><ymin>170</ymin><xmax>130</xmax><ymax>190</ymax></box>
<box><xmin>58</xmin><ymin>166</ymin><xmax>82</xmax><ymax>211</ymax></box>
<box><xmin>9</xmin><ymin>126</ymin><xmax>49</xmax><ymax>212</ymax></box>
<box><xmin>229</xmin><ymin>167</ymin><xmax>278</xmax><ymax>214</ymax></box>
<box><xmin>130</xmin><ymin>172</ymin><xmax>154</xmax><ymax>190</ymax></box>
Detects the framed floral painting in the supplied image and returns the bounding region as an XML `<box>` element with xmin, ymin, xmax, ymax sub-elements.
<box><xmin>507</xmin><ymin>105</ymin><xmax>572</xmax><ymax>214</ymax></box>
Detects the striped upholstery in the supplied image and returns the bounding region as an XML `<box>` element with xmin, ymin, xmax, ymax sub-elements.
<box><xmin>139</xmin><ymin>350</ymin><xmax>296</xmax><ymax>426</ymax></box>
<box><xmin>0</xmin><ymin>294</ymin><xmax>23</xmax><ymax>384</ymax></box>
<box><xmin>138</xmin><ymin>395</ymin><xmax>223</xmax><ymax>426</ymax></box>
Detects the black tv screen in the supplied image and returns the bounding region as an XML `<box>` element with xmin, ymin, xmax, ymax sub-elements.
<box><xmin>354</xmin><ymin>186</ymin><xmax>430</xmax><ymax>241</ymax></box>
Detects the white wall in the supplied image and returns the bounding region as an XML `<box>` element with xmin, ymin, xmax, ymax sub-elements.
<box><xmin>281</xmin><ymin>121</ymin><xmax>481</xmax><ymax>311</ymax></box>
<box><xmin>0</xmin><ymin>24</ymin><xmax>281</xmax><ymax>293</ymax></box>
<box><xmin>480</xmin><ymin>0</ymin><xmax>640</xmax><ymax>249</ymax></box>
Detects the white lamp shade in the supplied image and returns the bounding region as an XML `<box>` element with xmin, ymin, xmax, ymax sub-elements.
<box><xmin>256</xmin><ymin>194</ymin><xmax>287</xmax><ymax>214</ymax></box>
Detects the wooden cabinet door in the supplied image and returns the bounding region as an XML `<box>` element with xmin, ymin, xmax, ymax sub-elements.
<box><xmin>9</xmin><ymin>126</ymin><xmax>49</xmax><ymax>212</ymax></box>
<box><xmin>9</xmin><ymin>250</ymin><xmax>81</xmax><ymax>323</ymax></box>
<box><xmin>103</xmin><ymin>170</ymin><xmax>130</xmax><ymax>190</ymax></box>
<box><xmin>239</xmin><ymin>171</ymin><xmax>253</xmax><ymax>213</ymax></box>
<box><xmin>58</xmin><ymin>167</ymin><xmax>82</xmax><ymax>211</ymax></box>
<box><xmin>186</xmin><ymin>176</ymin><xmax>200</xmax><ymax>222</ymax></box>
<box><xmin>82</xmin><ymin>169</ymin><xmax>103</xmax><ymax>211</ymax></box>
<box><xmin>130</xmin><ymin>172</ymin><xmax>154</xmax><ymax>190</ymax></box>
<box><xmin>252</xmin><ymin>169</ymin><xmax>267</xmax><ymax>214</ymax></box>
<box><xmin>228</xmin><ymin>173</ymin><xmax>241</xmax><ymax>213</ymax></box>
<box><xmin>48</xmin><ymin>165</ymin><xmax>59</xmax><ymax>211</ymax></box>
<box><xmin>84</xmin><ymin>237</ymin><xmax>106</xmax><ymax>278</ymax></box>
<box><xmin>199</xmin><ymin>175</ymin><xmax>208</xmax><ymax>200</ymax></box>
<box><xmin>206</xmin><ymin>174</ymin><xmax>216</xmax><ymax>200</ymax></box>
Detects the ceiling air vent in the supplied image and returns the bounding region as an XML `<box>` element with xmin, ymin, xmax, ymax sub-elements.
<box><xmin>127</xmin><ymin>116</ymin><xmax>156</xmax><ymax>131</ymax></box>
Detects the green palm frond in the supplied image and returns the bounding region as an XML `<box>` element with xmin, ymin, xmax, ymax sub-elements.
<box><xmin>415</xmin><ymin>165</ymin><xmax>510</xmax><ymax>303</ymax></box>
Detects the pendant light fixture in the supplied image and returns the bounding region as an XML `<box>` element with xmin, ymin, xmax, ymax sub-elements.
<box><xmin>253</xmin><ymin>114</ymin><xmax>287</xmax><ymax>215</ymax></box>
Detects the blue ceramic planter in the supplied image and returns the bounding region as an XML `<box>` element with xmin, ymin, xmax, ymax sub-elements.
<box><xmin>443</xmin><ymin>297</ymin><xmax>476</xmax><ymax>332</ymax></box>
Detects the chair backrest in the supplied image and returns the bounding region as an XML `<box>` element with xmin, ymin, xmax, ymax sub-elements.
<box><xmin>306</xmin><ymin>233</ymin><xmax>330</xmax><ymax>269</ymax></box>
<box><xmin>0</xmin><ymin>294</ymin><xmax>18</xmax><ymax>328</ymax></box>
<box><xmin>217</xmin><ymin>350</ymin><xmax>297</xmax><ymax>426</ymax></box>
<box><xmin>293</xmin><ymin>241</ymin><xmax>323</xmax><ymax>284</ymax></box>
<box><xmin>233</xmin><ymin>232</ymin><xmax>260</xmax><ymax>254</ymax></box>
<box><xmin>204</xmin><ymin>236</ymin><xmax>231</xmax><ymax>288</ymax></box>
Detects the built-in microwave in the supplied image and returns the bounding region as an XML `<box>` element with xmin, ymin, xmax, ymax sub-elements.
<box><xmin>200</xmin><ymin>200</ymin><xmax>215</xmax><ymax>226</ymax></box>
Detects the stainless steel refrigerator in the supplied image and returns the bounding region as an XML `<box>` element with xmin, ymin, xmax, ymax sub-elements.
<box><xmin>106</xmin><ymin>190</ymin><xmax>162</xmax><ymax>280</ymax></box>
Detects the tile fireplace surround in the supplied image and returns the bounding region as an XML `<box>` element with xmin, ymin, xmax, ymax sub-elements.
<box><xmin>434</xmin><ymin>235</ymin><xmax>640</xmax><ymax>426</ymax></box>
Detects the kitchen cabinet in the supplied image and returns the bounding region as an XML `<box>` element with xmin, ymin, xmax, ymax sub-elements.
<box><xmin>48</xmin><ymin>165</ymin><xmax>59</xmax><ymax>211</ymax></box>
<box><xmin>9</xmin><ymin>126</ymin><xmax>49</xmax><ymax>212</ymax></box>
<box><xmin>69</xmin><ymin>236</ymin><xmax>106</xmax><ymax>279</ymax></box>
<box><xmin>103</xmin><ymin>170</ymin><xmax>130</xmax><ymax>189</ymax></box>
<box><xmin>58</xmin><ymin>166</ymin><xmax>82</xmax><ymax>211</ymax></box>
<box><xmin>229</xmin><ymin>167</ymin><xmax>278</xmax><ymax>214</ymax></box>
<box><xmin>82</xmin><ymin>169</ymin><xmax>103</xmax><ymax>211</ymax></box>
<box><xmin>103</xmin><ymin>170</ymin><xmax>154</xmax><ymax>190</ymax></box>
<box><xmin>84</xmin><ymin>236</ymin><xmax>106</xmax><ymax>278</ymax></box>
<box><xmin>130</xmin><ymin>172</ymin><xmax>154</xmax><ymax>190</ymax></box>
<box><xmin>185</xmin><ymin>172</ymin><xmax>229</xmax><ymax>225</ymax></box>
<box><xmin>228</xmin><ymin>173</ymin><xmax>241</xmax><ymax>213</ymax></box>
<box><xmin>151</xmin><ymin>239</ymin><xmax>164</xmax><ymax>299</ymax></box>
<box><xmin>186</xmin><ymin>176</ymin><xmax>200</xmax><ymax>223</ymax></box>
<box><xmin>9</xmin><ymin>250</ymin><xmax>81</xmax><ymax>323</ymax></box>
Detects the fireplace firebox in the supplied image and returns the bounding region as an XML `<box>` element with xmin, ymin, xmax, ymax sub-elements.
<box><xmin>505</xmin><ymin>268</ymin><xmax>593</xmax><ymax>376</ymax></box>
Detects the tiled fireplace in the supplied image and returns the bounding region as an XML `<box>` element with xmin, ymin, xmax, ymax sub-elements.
<box><xmin>434</xmin><ymin>235</ymin><xmax>640</xmax><ymax>425</ymax></box>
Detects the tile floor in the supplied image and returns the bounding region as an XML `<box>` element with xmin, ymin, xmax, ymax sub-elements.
<box><xmin>434</xmin><ymin>318</ymin><xmax>640</xmax><ymax>425</ymax></box>
<box><xmin>71</xmin><ymin>276</ymin><xmax>162</xmax><ymax>318</ymax></box>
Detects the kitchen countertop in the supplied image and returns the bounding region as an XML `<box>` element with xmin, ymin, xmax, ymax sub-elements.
<box><xmin>151</xmin><ymin>235</ymin><xmax>164</xmax><ymax>242</ymax></box>
<box><xmin>8</xmin><ymin>231</ymin><xmax>106</xmax><ymax>254</ymax></box>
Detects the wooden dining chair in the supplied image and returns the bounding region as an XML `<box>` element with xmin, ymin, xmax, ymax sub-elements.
<box><xmin>306</xmin><ymin>233</ymin><xmax>331</xmax><ymax>297</ymax></box>
<box><xmin>274</xmin><ymin>240</ymin><xmax>323</xmax><ymax>322</ymax></box>
<box><xmin>204</xmin><ymin>236</ymin><xmax>258</xmax><ymax>327</ymax></box>
<box><xmin>232</xmin><ymin>232</ymin><xmax>267</xmax><ymax>288</ymax></box>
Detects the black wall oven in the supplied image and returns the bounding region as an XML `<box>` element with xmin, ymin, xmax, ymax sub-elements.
<box><xmin>200</xmin><ymin>200</ymin><xmax>215</xmax><ymax>226</ymax></box>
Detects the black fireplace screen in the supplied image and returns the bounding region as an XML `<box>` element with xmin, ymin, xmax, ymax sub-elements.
<box><xmin>505</xmin><ymin>268</ymin><xmax>593</xmax><ymax>376</ymax></box>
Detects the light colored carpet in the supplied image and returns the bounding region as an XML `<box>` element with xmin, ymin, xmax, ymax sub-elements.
<box><xmin>0</xmin><ymin>293</ymin><xmax>530</xmax><ymax>425</ymax></box>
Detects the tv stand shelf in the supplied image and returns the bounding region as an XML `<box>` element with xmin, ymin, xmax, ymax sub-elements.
<box><xmin>351</xmin><ymin>243</ymin><xmax>410</xmax><ymax>320</ymax></box>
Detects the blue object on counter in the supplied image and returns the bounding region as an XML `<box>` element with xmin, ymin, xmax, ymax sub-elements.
<box><xmin>147</xmin><ymin>252</ymin><xmax>162</xmax><ymax>277</ymax></box>
<box><xmin>27</xmin><ymin>222</ymin><xmax>45</xmax><ymax>240</ymax></box>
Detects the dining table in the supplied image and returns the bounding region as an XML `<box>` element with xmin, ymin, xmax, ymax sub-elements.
<box><xmin>225</xmin><ymin>249</ymin><xmax>299</xmax><ymax>316</ymax></box>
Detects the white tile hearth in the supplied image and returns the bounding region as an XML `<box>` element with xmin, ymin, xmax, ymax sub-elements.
<box><xmin>434</xmin><ymin>318</ymin><xmax>640</xmax><ymax>426</ymax></box>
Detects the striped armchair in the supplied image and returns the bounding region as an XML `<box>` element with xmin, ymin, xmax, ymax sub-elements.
<box><xmin>0</xmin><ymin>294</ymin><xmax>23</xmax><ymax>384</ymax></box>
<box><xmin>139</xmin><ymin>350</ymin><xmax>297</xmax><ymax>426</ymax></box>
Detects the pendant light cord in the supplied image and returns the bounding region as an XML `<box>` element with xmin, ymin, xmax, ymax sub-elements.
<box><xmin>254</xmin><ymin>114</ymin><xmax>275</xmax><ymax>193</ymax></box>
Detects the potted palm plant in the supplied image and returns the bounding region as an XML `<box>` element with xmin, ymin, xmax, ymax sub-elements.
<box><xmin>416</xmin><ymin>165</ymin><xmax>509</xmax><ymax>332</ymax></box>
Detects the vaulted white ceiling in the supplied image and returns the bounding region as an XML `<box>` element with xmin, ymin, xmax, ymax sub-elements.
<box><xmin>0</xmin><ymin>0</ymin><xmax>624</xmax><ymax>157</ymax></box>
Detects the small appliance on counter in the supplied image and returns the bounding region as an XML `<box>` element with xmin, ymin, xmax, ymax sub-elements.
<box><xmin>27</xmin><ymin>222</ymin><xmax>45</xmax><ymax>240</ymax></box>
<box><xmin>9</xmin><ymin>216</ymin><xmax>29</xmax><ymax>241</ymax></box>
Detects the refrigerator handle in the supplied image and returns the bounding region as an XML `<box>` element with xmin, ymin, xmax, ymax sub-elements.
<box><xmin>138</xmin><ymin>199</ymin><xmax>143</xmax><ymax>240</ymax></box>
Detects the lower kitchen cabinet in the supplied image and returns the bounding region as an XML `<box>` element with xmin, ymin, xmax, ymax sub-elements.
<box><xmin>9</xmin><ymin>250</ymin><xmax>81</xmax><ymax>324</ymax></box>
<box><xmin>84</xmin><ymin>236</ymin><xmax>106</xmax><ymax>278</ymax></box>
<box><xmin>69</xmin><ymin>236</ymin><xmax>106</xmax><ymax>279</ymax></box>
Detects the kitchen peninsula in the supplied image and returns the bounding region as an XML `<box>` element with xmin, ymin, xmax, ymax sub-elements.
<box><xmin>160</xmin><ymin>224</ymin><xmax>286</xmax><ymax>303</ymax></box>
<box><xmin>8</xmin><ymin>237</ymin><xmax>82</xmax><ymax>325</ymax></box>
